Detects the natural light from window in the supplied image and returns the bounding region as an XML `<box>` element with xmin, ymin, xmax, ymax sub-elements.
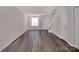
<box><xmin>31</xmin><ymin>17</ymin><xmax>39</xmax><ymax>26</ymax></box>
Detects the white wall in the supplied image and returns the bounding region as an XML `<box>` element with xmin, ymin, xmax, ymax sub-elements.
<box><xmin>40</xmin><ymin>15</ymin><xmax>51</xmax><ymax>30</ymax></box>
<box><xmin>0</xmin><ymin>7</ymin><xmax>26</xmax><ymax>51</ymax></box>
<box><xmin>39</xmin><ymin>13</ymin><xmax>54</xmax><ymax>31</ymax></box>
<box><xmin>51</xmin><ymin>7</ymin><xmax>74</xmax><ymax>46</ymax></box>
<box><xmin>66</xmin><ymin>7</ymin><xmax>74</xmax><ymax>45</ymax></box>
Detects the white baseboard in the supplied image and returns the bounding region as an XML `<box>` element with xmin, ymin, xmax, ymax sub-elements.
<box><xmin>48</xmin><ymin>30</ymin><xmax>52</xmax><ymax>33</ymax></box>
<box><xmin>49</xmin><ymin>31</ymin><xmax>74</xmax><ymax>48</ymax></box>
<box><xmin>0</xmin><ymin>29</ymin><xmax>26</xmax><ymax>52</ymax></box>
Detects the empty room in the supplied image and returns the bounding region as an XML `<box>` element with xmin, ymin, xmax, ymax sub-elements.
<box><xmin>0</xmin><ymin>6</ymin><xmax>79</xmax><ymax>52</ymax></box>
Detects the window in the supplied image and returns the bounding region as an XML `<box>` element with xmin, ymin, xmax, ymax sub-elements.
<box><xmin>31</xmin><ymin>17</ymin><xmax>39</xmax><ymax>26</ymax></box>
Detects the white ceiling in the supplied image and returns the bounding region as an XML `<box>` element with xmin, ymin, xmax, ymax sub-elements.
<box><xmin>16</xmin><ymin>6</ymin><xmax>56</xmax><ymax>15</ymax></box>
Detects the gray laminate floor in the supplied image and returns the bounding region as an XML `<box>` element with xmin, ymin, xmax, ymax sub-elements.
<box><xmin>2</xmin><ymin>30</ymin><xmax>79</xmax><ymax>52</ymax></box>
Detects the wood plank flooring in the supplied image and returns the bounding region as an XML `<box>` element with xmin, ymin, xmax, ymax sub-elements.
<box><xmin>2</xmin><ymin>30</ymin><xmax>79</xmax><ymax>52</ymax></box>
